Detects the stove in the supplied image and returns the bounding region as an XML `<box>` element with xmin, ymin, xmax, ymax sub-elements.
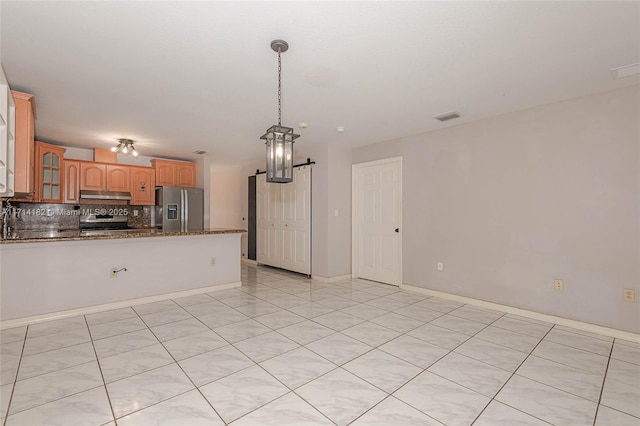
<box><xmin>80</xmin><ymin>212</ymin><xmax>130</xmax><ymax>232</ymax></box>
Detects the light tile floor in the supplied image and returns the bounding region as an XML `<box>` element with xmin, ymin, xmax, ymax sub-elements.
<box><xmin>1</xmin><ymin>264</ymin><xmax>639</xmax><ymax>425</ymax></box>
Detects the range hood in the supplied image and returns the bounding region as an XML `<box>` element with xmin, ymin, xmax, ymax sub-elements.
<box><xmin>80</xmin><ymin>190</ymin><xmax>132</xmax><ymax>201</ymax></box>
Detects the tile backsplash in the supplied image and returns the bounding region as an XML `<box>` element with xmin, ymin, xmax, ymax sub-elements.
<box><xmin>3</xmin><ymin>202</ymin><xmax>153</xmax><ymax>231</ymax></box>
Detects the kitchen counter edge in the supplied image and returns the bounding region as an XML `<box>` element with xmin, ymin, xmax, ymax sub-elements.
<box><xmin>0</xmin><ymin>228</ymin><xmax>246</xmax><ymax>244</ymax></box>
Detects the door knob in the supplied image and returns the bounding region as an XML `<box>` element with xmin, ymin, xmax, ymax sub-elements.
<box><xmin>395</xmin><ymin>228</ymin><xmax>399</xmax><ymax>233</ymax></box>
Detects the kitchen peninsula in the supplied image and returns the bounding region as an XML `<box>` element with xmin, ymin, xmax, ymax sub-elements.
<box><xmin>0</xmin><ymin>228</ymin><xmax>244</xmax><ymax>326</ymax></box>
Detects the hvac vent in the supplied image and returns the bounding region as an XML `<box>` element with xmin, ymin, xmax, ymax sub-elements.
<box><xmin>611</xmin><ymin>63</ymin><xmax>640</xmax><ymax>79</ymax></box>
<box><xmin>435</xmin><ymin>111</ymin><xmax>461</xmax><ymax>122</ymax></box>
<box><xmin>193</xmin><ymin>150</ymin><xmax>207</xmax><ymax>155</ymax></box>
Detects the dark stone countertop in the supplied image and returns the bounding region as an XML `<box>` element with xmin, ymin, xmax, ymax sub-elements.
<box><xmin>0</xmin><ymin>228</ymin><xmax>246</xmax><ymax>244</ymax></box>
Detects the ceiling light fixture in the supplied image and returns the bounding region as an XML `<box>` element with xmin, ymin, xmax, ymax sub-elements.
<box><xmin>111</xmin><ymin>138</ymin><xmax>138</xmax><ymax>157</ymax></box>
<box><xmin>260</xmin><ymin>39</ymin><xmax>299</xmax><ymax>184</ymax></box>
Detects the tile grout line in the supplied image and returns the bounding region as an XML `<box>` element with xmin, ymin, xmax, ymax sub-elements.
<box><xmin>84</xmin><ymin>315</ymin><xmax>117</xmax><ymax>425</ymax></box>
<box><xmin>591</xmin><ymin>337</ymin><xmax>616</xmax><ymax>426</ymax></box>
<box><xmin>111</xmin><ymin>303</ymin><xmax>226</xmax><ymax>423</ymax></box>
<box><xmin>469</xmin><ymin>324</ymin><xmax>558</xmax><ymax>425</ymax></box>
<box><xmin>3</xmin><ymin>268</ymin><xmax>630</xmax><ymax>425</ymax></box>
<box><xmin>388</xmin><ymin>310</ymin><xmax>499</xmax><ymax>423</ymax></box>
<box><xmin>2</xmin><ymin>325</ymin><xmax>28</xmax><ymax>426</ymax></box>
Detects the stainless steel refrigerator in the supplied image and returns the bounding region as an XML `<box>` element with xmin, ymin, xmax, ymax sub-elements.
<box><xmin>155</xmin><ymin>186</ymin><xmax>204</xmax><ymax>232</ymax></box>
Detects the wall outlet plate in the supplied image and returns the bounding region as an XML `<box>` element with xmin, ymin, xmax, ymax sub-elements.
<box><xmin>436</xmin><ymin>262</ymin><xmax>444</xmax><ymax>271</ymax></box>
<box><xmin>623</xmin><ymin>288</ymin><xmax>635</xmax><ymax>302</ymax></box>
<box><xmin>554</xmin><ymin>279</ymin><xmax>564</xmax><ymax>291</ymax></box>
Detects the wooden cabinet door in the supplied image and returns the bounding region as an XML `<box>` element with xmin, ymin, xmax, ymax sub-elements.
<box><xmin>106</xmin><ymin>165</ymin><xmax>130</xmax><ymax>192</ymax></box>
<box><xmin>80</xmin><ymin>162</ymin><xmax>106</xmax><ymax>190</ymax></box>
<box><xmin>152</xmin><ymin>160</ymin><xmax>176</xmax><ymax>186</ymax></box>
<box><xmin>176</xmin><ymin>163</ymin><xmax>196</xmax><ymax>187</ymax></box>
<box><xmin>130</xmin><ymin>166</ymin><xmax>155</xmax><ymax>205</ymax></box>
<box><xmin>64</xmin><ymin>160</ymin><xmax>80</xmax><ymax>203</ymax></box>
<box><xmin>35</xmin><ymin>141</ymin><xmax>65</xmax><ymax>203</ymax></box>
<box><xmin>12</xmin><ymin>91</ymin><xmax>35</xmax><ymax>196</ymax></box>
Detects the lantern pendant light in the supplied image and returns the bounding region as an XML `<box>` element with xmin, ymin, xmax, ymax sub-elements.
<box><xmin>260</xmin><ymin>40</ymin><xmax>299</xmax><ymax>183</ymax></box>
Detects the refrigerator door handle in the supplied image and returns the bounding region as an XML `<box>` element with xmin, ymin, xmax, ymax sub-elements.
<box><xmin>183</xmin><ymin>189</ymin><xmax>189</xmax><ymax>231</ymax></box>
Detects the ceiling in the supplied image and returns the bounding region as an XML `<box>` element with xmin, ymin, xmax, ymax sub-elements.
<box><xmin>1</xmin><ymin>1</ymin><xmax>639</xmax><ymax>164</ymax></box>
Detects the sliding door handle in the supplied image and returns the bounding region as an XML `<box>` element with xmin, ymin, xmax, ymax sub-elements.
<box><xmin>395</xmin><ymin>228</ymin><xmax>399</xmax><ymax>233</ymax></box>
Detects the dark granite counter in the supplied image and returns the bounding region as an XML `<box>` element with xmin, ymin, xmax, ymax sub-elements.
<box><xmin>0</xmin><ymin>228</ymin><xmax>245</xmax><ymax>244</ymax></box>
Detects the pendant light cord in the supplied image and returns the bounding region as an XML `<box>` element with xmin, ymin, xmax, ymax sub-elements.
<box><xmin>277</xmin><ymin>48</ymin><xmax>282</xmax><ymax>126</ymax></box>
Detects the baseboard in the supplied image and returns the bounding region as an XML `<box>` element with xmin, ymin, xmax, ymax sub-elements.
<box><xmin>400</xmin><ymin>283</ymin><xmax>640</xmax><ymax>343</ymax></box>
<box><xmin>0</xmin><ymin>281</ymin><xmax>242</xmax><ymax>330</ymax></box>
<box><xmin>241</xmin><ymin>259</ymin><xmax>258</xmax><ymax>266</ymax></box>
<box><xmin>312</xmin><ymin>274</ymin><xmax>352</xmax><ymax>283</ymax></box>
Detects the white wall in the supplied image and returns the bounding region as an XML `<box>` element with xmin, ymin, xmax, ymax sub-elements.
<box><xmin>353</xmin><ymin>86</ymin><xmax>640</xmax><ymax>333</ymax></box>
<box><xmin>0</xmin><ymin>233</ymin><xmax>241</xmax><ymax>320</ymax></box>
<box><xmin>209</xmin><ymin>165</ymin><xmax>245</xmax><ymax>229</ymax></box>
<box><xmin>63</xmin><ymin>146</ymin><xmax>154</xmax><ymax>167</ymax></box>
<box><xmin>326</xmin><ymin>142</ymin><xmax>352</xmax><ymax>277</ymax></box>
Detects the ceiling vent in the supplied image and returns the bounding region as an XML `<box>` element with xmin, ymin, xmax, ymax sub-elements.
<box><xmin>434</xmin><ymin>111</ymin><xmax>461</xmax><ymax>122</ymax></box>
<box><xmin>611</xmin><ymin>63</ymin><xmax>640</xmax><ymax>79</ymax></box>
<box><xmin>193</xmin><ymin>150</ymin><xmax>207</xmax><ymax>155</ymax></box>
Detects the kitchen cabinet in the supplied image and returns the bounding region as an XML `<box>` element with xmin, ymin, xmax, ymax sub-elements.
<box><xmin>0</xmin><ymin>74</ymin><xmax>16</xmax><ymax>197</ymax></box>
<box><xmin>176</xmin><ymin>162</ymin><xmax>196</xmax><ymax>187</ymax></box>
<box><xmin>152</xmin><ymin>159</ymin><xmax>176</xmax><ymax>186</ymax></box>
<box><xmin>35</xmin><ymin>141</ymin><xmax>65</xmax><ymax>203</ymax></box>
<box><xmin>63</xmin><ymin>160</ymin><xmax>80</xmax><ymax>203</ymax></box>
<box><xmin>80</xmin><ymin>163</ymin><xmax>130</xmax><ymax>192</ymax></box>
<box><xmin>130</xmin><ymin>166</ymin><xmax>155</xmax><ymax>205</ymax></box>
<box><xmin>11</xmin><ymin>91</ymin><xmax>35</xmax><ymax>197</ymax></box>
<box><xmin>80</xmin><ymin>162</ymin><xmax>106</xmax><ymax>191</ymax></box>
<box><xmin>106</xmin><ymin>165</ymin><xmax>130</xmax><ymax>192</ymax></box>
<box><xmin>152</xmin><ymin>159</ymin><xmax>196</xmax><ymax>187</ymax></box>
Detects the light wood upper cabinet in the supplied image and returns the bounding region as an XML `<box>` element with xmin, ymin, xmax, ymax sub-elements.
<box><xmin>11</xmin><ymin>90</ymin><xmax>35</xmax><ymax>197</ymax></box>
<box><xmin>106</xmin><ymin>165</ymin><xmax>130</xmax><ymax>192</ymax></box>
<box><xmin>152</xmin><ymin>159</ymin><xmax>195</xmax><ymax>187</ymax></box>
<box><xmin>80</xmin><ymin>162</ymin><xmax>106</xmax><ymax>191</ymax></box>
<box><xmin>176</xmin><ymin>163</ymin><xmax>196</xmax><ymax>187</ymax></box>
<box><xmin>35</xmin><ymin>141</ymin><xmax>65</xmax><ymax>203</ymax></box>
<box><xmin>63</xmin><ymin>160</ymin><xmax>80</xmax><ymax>203</ymax></box>
<box><xmin>80</xmin><ymin>163</ymin><xmax>130</xmax><ymax>192</ymax></box>
<box><xmin>152</xmin><ymin>159</ymin><xmax>176</xmax><ymax>186</ymax></box>
<box><xmin>130</xmin><ymin>166</ymin><xmax>155</xmax><ymax>205</ymax></box>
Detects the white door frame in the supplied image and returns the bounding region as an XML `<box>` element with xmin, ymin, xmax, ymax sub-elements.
<box><xmin>351</xmin><ymin>156</ymin><xmax>403</xmax><ymax>286</ymax></box>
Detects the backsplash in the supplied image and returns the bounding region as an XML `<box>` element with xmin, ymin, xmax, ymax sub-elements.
<box><xmin>2</xmin><ymin>202</ymin><xmax>152</xmax><ymax>231</ymax></box>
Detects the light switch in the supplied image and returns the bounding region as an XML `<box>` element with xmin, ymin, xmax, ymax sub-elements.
<box><xmin>334</xmin><ymin>209</ymin><xmax>339</xmax><ymax>217</ymax></box>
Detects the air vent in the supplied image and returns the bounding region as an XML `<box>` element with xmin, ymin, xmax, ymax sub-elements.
<box><xmin>193</xmin><ymin>150</ymin><xmax>207</xmax><ymax>155</ymax></box>
<box><xmin>611</xmin><ymin>63</ymin><xmax>640</xmax><ymax>79</ymax></box>
<box><xmin>434</xmin><ymin>111</ymin><xmax>461</xmax><ymax>122</ymax></box>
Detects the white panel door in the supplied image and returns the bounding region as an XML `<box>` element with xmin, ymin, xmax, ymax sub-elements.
<box><xmin>266</xmin><ymin>179</ymin><xmax>281</xmax><ymax>265</ymax></box>
<box><xmin>281</xmin><ymin>167</ymin><xmax>311</xmax><ymax>274</ymax></box>
<box><xmin>257</xmin><ymin>173</ymin><xmax>281</xmax><ymax>267</ymax></box>
<box><xmin>256</xmin><ymin>173</ymin><xmax>269</xmax><ymax>265</ymax></box>
<box><xmin>353</xmin><ymin>158</ymin><xmax>402</xmax><ymax>285</ymax></box>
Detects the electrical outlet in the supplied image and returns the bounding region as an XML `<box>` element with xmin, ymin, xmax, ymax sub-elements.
<box><xmin>210</xmin><ymin>257</ymin><xmax>216</xmax><ymax>266</ymax></box>
<box><xmin>110</xmin><ymin>268</ymin><xmax>118</xmax><ymax>279</ymax></box>
<box><xmin>623</xmin><ymin>289</ymin><xmax>635</xmax><ymax>302</ymax></box>
<box><xmin>437</xmin><ymin>262</ymin><xmax>444</xmax><ymax>271</ymax></box>
<box><xmin>554</xmin><ymin>279</ymin><xmax>564</xmax><ymax>291</ymax></box>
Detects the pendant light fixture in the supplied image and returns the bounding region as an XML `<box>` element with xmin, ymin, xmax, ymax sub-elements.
<box><xmin>111</xmin><ymin>138</ymin><xmax>138</xmax><ymax>157</ymax></box>
<box><xmin>260</xmin><ymin>40</ymin><xmax>299</xmax><ymax>183</ymax></box>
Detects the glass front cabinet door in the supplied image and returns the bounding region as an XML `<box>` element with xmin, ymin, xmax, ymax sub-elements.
<box><xmin>35</xmin><ymin>141</ymin><xmax>66</xmax><ymax>202</ymax></box>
